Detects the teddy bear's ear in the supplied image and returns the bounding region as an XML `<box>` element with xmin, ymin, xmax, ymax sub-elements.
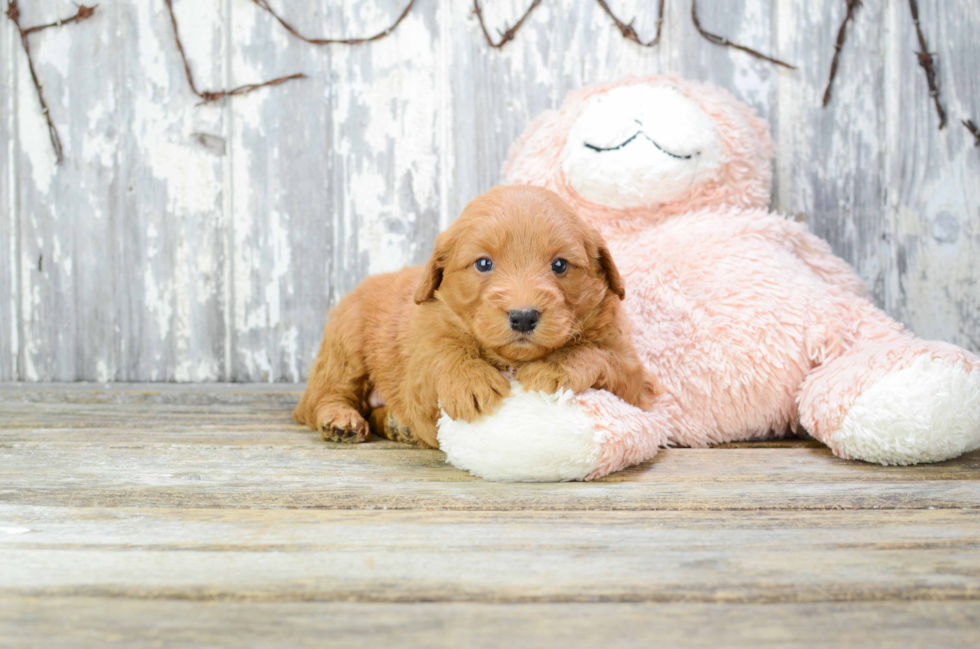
<box><xmin>414</xmin><ymin>231</ymin><xmax>453</xmax><ymax>304</ymax></box>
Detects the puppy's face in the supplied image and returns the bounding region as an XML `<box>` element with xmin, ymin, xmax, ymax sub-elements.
<box><xmin>415</xmin><ymin>186</ymin><xmax>625</xmax><ymax>362</ymax></box>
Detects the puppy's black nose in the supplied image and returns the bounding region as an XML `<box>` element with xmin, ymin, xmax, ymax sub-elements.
<box><xmin>508</xmin><ymin>309</ymin><xmax>540</xmax><ymax>333</ymax></box>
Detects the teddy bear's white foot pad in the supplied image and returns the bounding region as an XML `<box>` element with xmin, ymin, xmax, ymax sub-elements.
<box><xmin>437</xmin><ymin>382</ymin><xmax>601</xmax><ymax>482</ymax></box>
<box><xmin>834</xmin><ymin>355</ymin><xmax>980</xmax><ymax>465</ymax></box>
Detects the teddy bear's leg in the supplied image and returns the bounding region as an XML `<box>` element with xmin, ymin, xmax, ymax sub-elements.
<box><xmin>798</xmin><ymin>336</ymin><xmax>980</xmax><ymax>465</ymax></box>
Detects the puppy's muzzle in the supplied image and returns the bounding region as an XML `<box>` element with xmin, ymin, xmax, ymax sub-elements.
<box><xmin>508</xmin><ymin>309</ymin><xmax>540</xmax><ymax>333</ymax></box>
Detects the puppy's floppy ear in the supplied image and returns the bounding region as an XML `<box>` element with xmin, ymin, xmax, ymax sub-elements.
<box><xmin>414</xmin><ymin>231</ymin><xmax>453</xmax><ymax>304</ymax></box>
<box><xmin>592</xmin><ymin>230</ymin><xmax>626</xmax><ymax>300</ymax></box>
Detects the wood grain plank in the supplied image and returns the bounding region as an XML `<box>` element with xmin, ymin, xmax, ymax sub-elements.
<box><xmin>0</xmin><ymin>440</ymin><xmax>977</xmax><ymax>510</ymax></box>
<box><xmin>0</xmin><ymin>413</ymin><xmax>821</xmax><ymax>448</ymax></box>
<box><xmin>12</xmin><ymin>2</ymin><xmax>231</xmax><ymax>381</ymax></box>
<box><xmin>1</xmin><ymin>598</ymin><xmax>978</xmax><ymax>649</ymax></box>
<box><xmin>322</xmin><ymin>0</ymin><xmax>446</xmax><ymax>291</ymax></box>
<box><xmin>884</xmin><ymin>0</ymin><xmax>980</xmax><ymax>352</ymax></box>
<box><xmin>776</xmin><ymin>0</ymin><xmax>890</xmax><ymax>304</ymax></box>
<box><xmin>112</xmin><ymin>1</ymin><xmax>229</xmax><ymax>381</ymax></box>
<box><xmin>1</xmin><ymin>507</ymin><xmax>978</xmax><ymax>603</ymax></box>
<box><xmin>229</xmin><ymin>0</ymin><xmax>448</xmax><ymax>382</ymax></box>
<box><xmin>0</xmin><ymin>402</ymin><xmax>820</xmax><ymax>450</ymax></box>
<box><xmin>0</xmin><ymin>382</ymin><xmax>303</xmax><ymax>405</ymax></box>
<box><xmin>13</xmin><ymin>1</ymin><xmax>115</xmax><ymax>381</ymax></box>
<box><xmin>0</xmin><ymin>597</ymin><xmax>980</xmax><ymax>649</ymax></box>
<box><xmin>1</xmin><ymin>15</ymin><xmax>16</xmax><ymax>381</ymax></box>
<box><xmin>227</xmin><ymin>0</ymin><xmax>334</xmax><ymax>383</ymax></box>
<box><xmin>0</xmin><ymin>440</ymin><xmax>973</xmax><ymax>485</ymax></box>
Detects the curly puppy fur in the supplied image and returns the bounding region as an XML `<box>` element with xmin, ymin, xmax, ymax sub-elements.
<box><xmin>295</xmin><ymin>185</ymin><xmax>659</xmax><ymax>447</ymax></box>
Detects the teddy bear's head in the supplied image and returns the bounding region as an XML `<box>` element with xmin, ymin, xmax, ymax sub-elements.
<box><xmin>503</xmin><ymin>77</ymin><xmax>774</xmax><ymax>224</ymax></box>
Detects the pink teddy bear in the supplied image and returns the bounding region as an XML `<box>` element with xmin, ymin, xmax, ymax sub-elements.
<box><xmin>437</xmin><ymin>76</ymin><xmax>980</xmax><ymax>481</ymax></box>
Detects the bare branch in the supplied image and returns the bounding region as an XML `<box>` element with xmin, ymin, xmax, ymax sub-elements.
<box><xmin>250</xmin><ymin>0</ymin><xmax>418</xmax><ymax>46</ymax></box>
<box><xmin>595</xmin><ymin>0</ymin><xmax>664</xmax><ymax>47</ymax></box>
<box><xmin>163</xmin><ymin>0</ymin><xmax>305</xmax><ymax>103</ymax></box>
<box><xmin>5</xmin><ymin>0</ymin><xmax>99</xmax><ymax>165</ymax></box>
<box><xmin>963</xmin><ymin>119</ymin><xmax>980</xmax><ymax>147</ymax></box>
<box><xmin>691</xmin><ymin>0</ymin><xmax>795</xmax><ymax>69</ymax></box>
<box><xmin>908</xmin><ymin>0</ymin><xmax>946</xmax><ymax>129</ymax></box>
<box><xmin>473</xmin><ymin>0</ymin><xmax>542</xmax><ymax>49</ymax></box>
<box><xmin>23</xmin><ymin>3</ymin><xmax>96</xmax><ymax>35</ymax></box>
<box><xmin>822</xmin><ymin>0</ymin><xmax>861</xmax><ymax>107</ymax></box>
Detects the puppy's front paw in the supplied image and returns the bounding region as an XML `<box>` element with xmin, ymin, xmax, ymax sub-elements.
<box><xmin>516</xmin><ymin>361</ymin><xmax>591</xmax><ymax>395</ymax></box>
<box><xmin>316</xmin><ymin>404</ymin><xmax>370</xmax><ymax>443</ymax></box>
<box><xmin>439</xmin><ymin>363</ymin><xmax>511</xmax><ymax>422</ymax></box>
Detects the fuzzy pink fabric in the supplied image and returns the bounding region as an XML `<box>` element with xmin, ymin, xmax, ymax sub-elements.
<box><xmin>503</xmin><ymin>76</ymin><xmax>980</xmax><ymax>478</ymax></box>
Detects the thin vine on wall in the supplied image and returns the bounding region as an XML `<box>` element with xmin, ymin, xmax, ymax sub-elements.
<box><xmin>6</xmin><ymin>0</ymin><xmax>977</xmax><ymax>163</ymax></box>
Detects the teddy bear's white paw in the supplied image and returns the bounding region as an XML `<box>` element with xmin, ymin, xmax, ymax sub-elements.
<box><xmin>437</xmin><ymin>381</ymin><xmax>601</xmax><ymax>482</ymax></box>
<box><xmin>833</xmin><ymin>355</ymin><xmax>980</xmax><ymax>465</ymax></box>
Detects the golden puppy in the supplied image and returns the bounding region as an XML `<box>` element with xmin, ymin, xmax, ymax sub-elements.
<box><xmin>295</xmin><ymin>185</ymin><xmax>658</xmax><ymax>448</ymax></box>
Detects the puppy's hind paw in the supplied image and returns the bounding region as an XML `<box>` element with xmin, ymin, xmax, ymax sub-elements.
<box><xmin>368</xmin><ymin>407</ymin><xmax>419</xmax><ymax>445</ymax></box>
<box><xmin>316</xmin><ymin>406</ymin><xmax>370</xmax><ymax>443</ymax></box>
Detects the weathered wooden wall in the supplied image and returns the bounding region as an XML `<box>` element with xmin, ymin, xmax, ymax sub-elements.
<box><xmin>1</xmin><ymin>0</ymin><xmax>978</xmax><ymax>382</ymax></box>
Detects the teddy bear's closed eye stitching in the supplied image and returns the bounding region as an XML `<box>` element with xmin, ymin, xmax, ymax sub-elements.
<box><xmin>583</xmin><ymin>121</ymin><xmax>698</xmax><ymax>160</ymax></box>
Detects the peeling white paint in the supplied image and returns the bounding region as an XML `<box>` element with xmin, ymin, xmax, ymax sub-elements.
<box><xmin>34</xmin><ymin>25</ymin><xmax>72</xmax><ymax>79</ymax></box>
<box><xmin>16</xmin><ymin>44</ymin><xmax>56</xmax><ymax>193</ymax></box>
<box><xmin>437</xmin><ymin>0</ymin><xmax>454</xmax><ymax>230</ymax></box>
<box><xmin>5</xmin><ymin>15</ymin><xmax>19</xmax><ymax>380</ymax></box>
<box><xmin>0</xmin><ymin>527</ymin><xmax>31</xmax><ymax>535</ymax></box>
<box><xmin>143</xmin><ymin>222</ymin><xmax>174</xmax><ymax>343</ymax></box>
<box><xmin>83</xmin><ymin>90</ymin><xmax>117</xmax><ymax>171</ymax></box>
<box><xmin>95</xmin><ymin>360</ymin><xmax>109</xmax><ymax>383</ymax></box>
<box><xmin>3</xmin><ymin>0</ymin><xmax>978</xmax><ymax>382</ymax></box>
<box><xmin>136</xmin><ymin>1</ymin><xmax>172</xmax><ymax>93</ymax></box>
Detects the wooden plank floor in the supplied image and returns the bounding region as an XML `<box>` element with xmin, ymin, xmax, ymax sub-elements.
<box><xmin>1</xmin><ymin>384</ymin><xmax>979</xmax><ymax>648</ymax></box>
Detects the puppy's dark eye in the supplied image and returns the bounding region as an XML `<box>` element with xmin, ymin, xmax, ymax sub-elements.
<box><xmin>475</xmin><ymin>257</ymin><xmax>494</xmax><ymax>273</ymax></box>
<box><xmin>551</xmin><ymin>259</ymin><xmax>569</xmax><ymax>274</ymax></box>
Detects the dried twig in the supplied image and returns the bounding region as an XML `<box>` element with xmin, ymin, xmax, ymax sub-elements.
<box><xmin>822</xmin><ymin>0</ymin><xmax>861</xmax><ymax>107</ymax></box>
<box><xmin>250</xmin><ymin>0</ymin><xmax>418</xmax><ymax>45</ymax></box>
<box><xmin>691</xmin><ymin>0</ymin><xmax>795</xmax><ymax>69</ymax></box>
<box><xmin>964</xmin><ymin>120</ymin><xmax>980</xmax><ymax>147</ymax></box>
<box><xmin>164</xmin><ymin>0</ymin><xmax>305</xmax><ymax>103</ymax></box>
<box><xmin>473</xmin><ymin>0</ymin><xmax>542</xmax><ymax>49</ymax></box>
<box><xmin>595</xmin><ymin>0</ymin><xmax>665</xmax><ymax>47</ymax></box>
<box><xmin>908</xmin><ymin>0</ymin><xmax>946</xmax><ymax>129</ymax></box>
<box><xmin>23</xmin><ymin>3</ymin><xmax>95</xmax><ymax>34</ymax></box>
<box><xmin>5</xmin><ymin>0</ymin><xmax>99</xmax><ymax>164</ymax></box>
